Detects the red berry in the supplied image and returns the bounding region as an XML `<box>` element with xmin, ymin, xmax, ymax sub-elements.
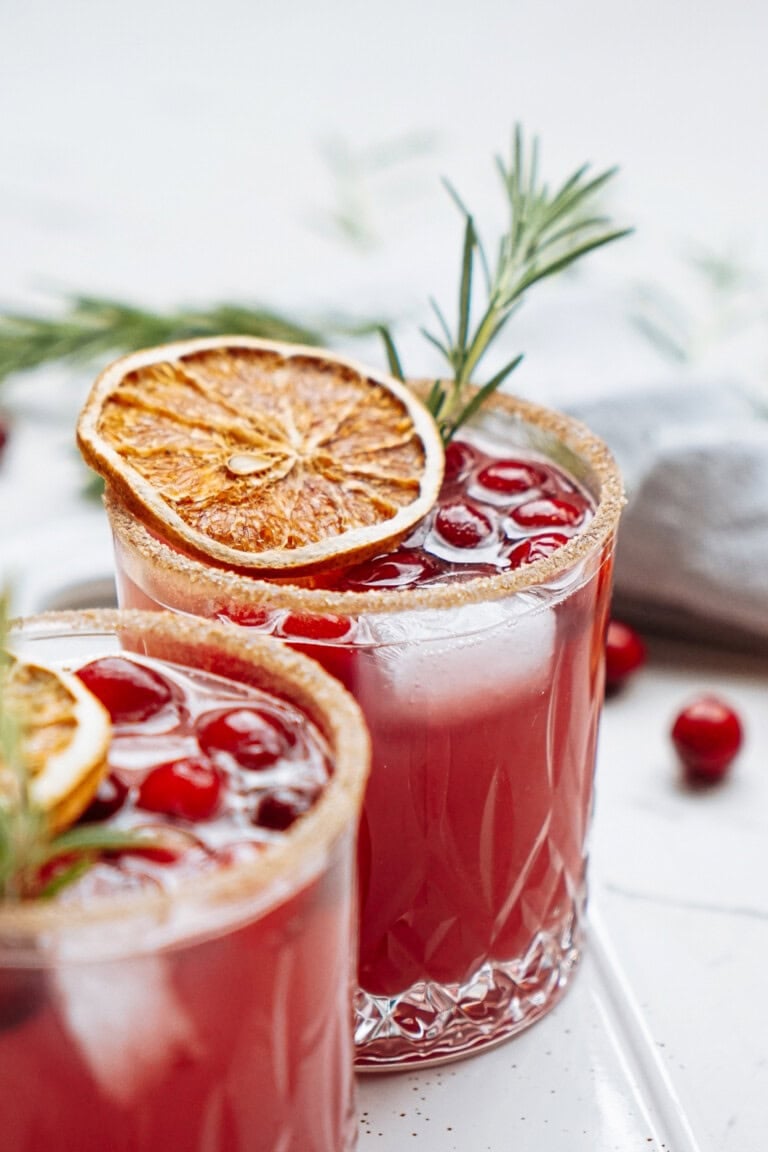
<box><xmin>219</xmin><ymin>604</ymin><xmax>272</xmax><ymax>628</ymax></box>
<box><xmin>197</xmin><ymin>706</ymin><xmax>295</xmax><ymax>771</ymax></box>
<box><xmin>671</xmin><ymin>696</ymin><xmax>743</xmax><ymax>783</ymax></box>
<box><xmin>506</xmin><ymin>532</ymin><xmax>569</xmax><ymax>569</ymax></box>
<box><xmin>477</xmin><ymin>458</ymin><xmax>549</xmax><ymax>494</ymax></box>
<box><xmin>509</xmin><ymin>494</ymin><xmax>587</xmax><ymax>530</ymax></box>
<box><xmin>256</xmin><ymin>787</ymin><xmax>317</xmax><ymax>831</ymax></box>
<box><xmin>443</xmin><ymin>440</ymin><xmax>476</xmax><ymax>482</ymax></box>
<box><xmin>435</xmin><ymin>500</ymin><xmax>494</xmax><ymax>549</ymax></box>
<box><xmin>341</xmin><ymin>549</ymin><xmax>443</xmax><ymax>590</ymax></box>
<box><xmin>604</xmin><ymin>620</ymin><xmax>646</xmax><ymax>691</ymax></box>
<box><xmin>137</xmin><ymin>757</ymin><xmax>223</xmax><ymax>821</ymax></box>
<box><xmin>280</xmin><ymin>612</ymin><xmax>352</xmax><ymax>641</ymax></box>
<box><xmin>77</xmin><ymin>657</ymin><xmax>174</xmax><ymax>723</ymax></box>
<box><xmin>81</xmin><ymin>773</ymin><xmax>129</xmax><ymax>821</ymax></box>
<box><xmin>0</xmin><ymin>416</ymin><xmax>9</xmax><ymax>461</ymax></box>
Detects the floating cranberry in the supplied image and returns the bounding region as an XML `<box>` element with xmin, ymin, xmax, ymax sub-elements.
<box><xmin>280</xmin><ymin>612</ymin><xmax>352</xmax><ymax>641</ymax></box>
<box><xmin>219</xmin><ymin>604</ymin><xmax>271</xmax><ymax>628</ymax></box>
<box><xmin>137</xmin><ymin>757</ymin><xmax>223</xmax><ymax>821</ymax></box>
<box><xmin>77</xmin><ymin>657</ymin><xmax>174</xmax><ymax>723</ymax></box>
<box><xmin>81</xmin><ymin>772</ymin><xmax>129</xmax><ymax>821</ymax></box>
<box><xmin>510</xmin><ymin>494</ymin><xmax>587</xmax><ymax>530</ymax></box>
<box><xmin>604</xmin><ymin>620</ymin><xmax>646</xmax><ymax>692</ymax></box>
<box><xmin>256</xmin><ymin>788</ymin><xmax>317</xmax><ymax>831</ymax></box>
<box><xmin>342</xmin><ymin>549</ymin><xmax>443</xmax><ymax>590</ymax></box>
<box><xmin>506</xmin><ymin>532</ymin><xmax>569</xmax><ymax>569</ymax></box>
<box><xmin>671</xmin><ymin>696</ymin><xmax>743</xmax><ymax>783</ymax></box>
<box><xmin>477</xmin><ymin>458</ymin><xmax>549</xmax><ymax>494</ymax></box>
<box><xmin>197</xmin><ymin>705</ymin><xmax>295</xmax><ymax>771</ymax></box>
<box><xmin>435</xmin><ymin>500</ymin><xmax>494</xmax><ymax>549</ymax></box>
<box><xmin>443</xmin><ymin>440</ymin><xmax>475</xmax><ymax>482</ymax></box>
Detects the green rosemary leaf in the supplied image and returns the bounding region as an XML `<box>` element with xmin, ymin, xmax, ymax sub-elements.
<box><xmin>428</xmin><ymin>297</ymin><xmax>453</xmax><ymax>353</ymax></box>
<box><xmin>36</xmin><ymin>854</ymin><xmax>95</xmax><ymax>900</ymax></box>
<box><xmin>517</xmin><ymin>227</ymin><xmax>633</xmax><ymax>293</ymax></box>
<box><xmin>443</xmin><ymin>353</ymin><xmax>524</xmax><ymax>441</ymax></box>
<box><xmin>426</xmin><ymin>379</ymin><xmax>448</xmax><ymax>421</ymax></box>
<box><xmin>377</xmin><ymin>325</ymin><xmax>405</xmax><ymax>380</ymax></box>
<box><xmin>456</xmin><ymin>214</ymin><xmax>476</xmax><ymax>374</ymax></box>
<box><xmin>41</xmin><ymin>824</ymin><xmax>159</xmax><ymax>861</ymax></box>
<box><xmin>389</xmin><ymin>125</ymin><xmax>631</xmax><ymax>441</ymax></box>
<box><xmin>419</xmin><ymin>327</ymin><xmax>452</xmax><ymax>362</ymax></box>
<box><xmin>0</xmin><ymin>297</ymin><xmax>329</xmax><ymax>386</ymax></box>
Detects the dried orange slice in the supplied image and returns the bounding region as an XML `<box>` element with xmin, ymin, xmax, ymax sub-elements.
<box><xmin>77</xmin><ymin>337</ymin><xmax>444</xmax><ymax>575</ymax></box>
<box><xmin>0</xmin><ymin>659</ymin><xmax>111</xmax><ymax>834</ymax></box>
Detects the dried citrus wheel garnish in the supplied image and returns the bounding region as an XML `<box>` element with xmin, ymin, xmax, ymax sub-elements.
<box><xmin>77</xmin><ymin>337</ymin><xmax>444</xmax><ymax>575</ymax></box>
<box><xmin>0</xmin><ymin>659</ymin><xmax>111</xmax><ymax>834</ymax></box>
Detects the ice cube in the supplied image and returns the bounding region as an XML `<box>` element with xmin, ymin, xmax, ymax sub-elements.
<box><xmin>53</xmin><ymin>954</ymin><xmax>203</xmax><ymax>1106</ymax></box>
<box><xmin>360</xmin><ymin>594</ymin><xmax>556</xmax><ymax>719</ymax></box>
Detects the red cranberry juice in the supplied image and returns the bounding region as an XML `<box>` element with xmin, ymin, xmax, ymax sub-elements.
<box><xmin>114</xmin><ymin>436</ymin><xmax>614</xmax><ymax>1001</ymax></box>
<box><xmin>1</xmin><ymin>656</ymin><xmax>356</xmax><ymax>1152</ymax></box>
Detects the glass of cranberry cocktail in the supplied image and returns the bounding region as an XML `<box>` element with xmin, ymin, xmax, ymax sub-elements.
<box><xmin>86</xmin><ymin>339</ymin><xmax>624</xmax><ymax>1068</ymax></box>
<box><xmin>0</xmin><ymin>608</ymin><xmax>369</xmax><ymax>1149</ymax></box>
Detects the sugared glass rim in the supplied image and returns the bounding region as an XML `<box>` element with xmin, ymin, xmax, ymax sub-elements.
<box><xmin>106</xmin><ymin>388</ymin><xmax>625</xmax><ymax>618</ymax></box>
<box><xmin>0</xmin><ymin>608</ymin><xmax>370</xmax><ymax>937</ymax></box>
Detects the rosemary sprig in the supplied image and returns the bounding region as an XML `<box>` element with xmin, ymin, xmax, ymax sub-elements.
<box><xmin>0</xmin><ymin>589</ymin><xmax>156</xmax><ymax>900</ymax></box>
<box><xmin>381</xmin><ymin>124</ymin><xmax>632</xmax><ymax>441</ymax></box>
<box><xmin>0</xmin><ymin>296</ymin><xmax>329</xmax><ymax>386</ymax></box>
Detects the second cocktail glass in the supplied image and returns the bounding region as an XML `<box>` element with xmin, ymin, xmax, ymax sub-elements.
<box><xmin>94</xmin><ymin>347</ymin><xmax>623</xmax><ymax>1068</ymax></box>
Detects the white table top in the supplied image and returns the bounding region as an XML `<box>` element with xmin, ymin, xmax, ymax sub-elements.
<box><xmin>2</xmin><ymin>4</ymin><xmax>767</xmax><ymax>1148</ymax></box>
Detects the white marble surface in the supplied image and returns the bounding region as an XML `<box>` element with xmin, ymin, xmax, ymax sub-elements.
<box><xmin>2</xmin><ymin>3</ymin><xmax>768</xmax><ymax>1148</ymax></box>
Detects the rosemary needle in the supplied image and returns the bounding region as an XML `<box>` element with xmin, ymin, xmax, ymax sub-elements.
<box><xmin>381</xmin><ymin>124</ymin><xmax>632</xmax><ymax>442</ymax></box>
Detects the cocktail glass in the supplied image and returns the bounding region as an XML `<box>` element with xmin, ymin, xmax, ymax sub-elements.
<box><xmin>0</xmin><ymin>608</ymin><xmax>369</xmax><ymax>1149</ymax></box>
<box><xmin>105</xmin><ymin>389</ymin><xmax>623</xmax><ymax>1068</ymax></box>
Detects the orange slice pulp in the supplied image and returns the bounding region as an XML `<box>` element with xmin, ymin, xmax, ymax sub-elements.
<box><xmin>77</xmin><ymin>337</ymin><xmax>445</xmax><ymax>575</ymax></box>
<box><xmin>0</xmin><ymin>659</ymin><xmax>111</xmax><ymax>834</ymax></box>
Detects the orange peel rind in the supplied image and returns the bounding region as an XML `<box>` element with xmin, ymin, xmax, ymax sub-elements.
<box><xmin>77</xmin><ymin>337</ymin><xmax>445</xmax><ymax>575</ymax></box>
<box><xmin>0</xmin><ymin>659</ymin><xmax>111</xmax><ymax>834</ymax></box>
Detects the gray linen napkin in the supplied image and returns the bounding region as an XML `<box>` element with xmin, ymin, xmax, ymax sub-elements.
<box><xmin>568</xmin><ymin>383</ymin><xmax>768</xmax><ymax>650</ymax></box>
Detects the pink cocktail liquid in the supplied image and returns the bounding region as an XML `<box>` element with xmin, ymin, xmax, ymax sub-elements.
<box><xmin>108</xmin><ymin>398</ymin><xmax>623</xmax><ymax>1065</ymax></box>
<box><xmin>0</xmin><ymin>612</ymin><xmax>367</xmax><ymax>1148</ymax></box>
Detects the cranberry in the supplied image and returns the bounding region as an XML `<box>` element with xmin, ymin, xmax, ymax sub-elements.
<box><xmin>81</xmin><ymin>772</ymin><xmax>129</xmax><ymax>821</ymax></box>
<box><xmin>604</xmin><ymin>620</ymin><xmax>646</xmax><ymax>692</ymax></box>
<box><xmin>197</xmin><ymin>706</ymin><xmax>295</xmax><ymax>771</ymax></box>
<box><xmin>77</xmin><ymin>657</ymin><xmax>174</xmax><ymax>723</ymax></box>
<box><xmin>477</xmin><ymin>458</ymin><xmax>549</xmax><ymax>494</ymax></box>
<box><xmin>435</xmin><ymin>500</ymin><xmax>495</xmax><ymax>549</ymax></box>
<box><xmin>506</xmin><ymin>532</ymin><xmax>569</xmax><ymax>569</ymax></box>
<box><xmin>280</xmin><ymin>612</ymin><xmax>352</xmax><ymax>641</ymax></box>
<box><xmin>0</xmin><ymin>415</ymin><xmax>9</xmax><ymax>462</ymax></box>
<box><xmin>341</xmin><ymin>549</ymin><xmax>443</xmax><ymax>590</ymax></box>
<box><xmin>256</xmin><ymin>788</ymin><xmax>317</xmax><ymax>831</ymax></box>
<box><xmin>671</xmin><ymin>696</ymin><xmax>743</xmax><ymax>783</ymax></box>
<box><xmin>137</xmin><ymin>757</ymin><xmax>223</xmax><ymax>821</ymax></box>
<box><xmin>219</xmin><ymin>604</ymin><xmax>271</xmax><ymax>628</ymax></box>
<box><xmin>509</xmin><ymin>495</ymin><xmax>587</xmax><ymax>530</ymax></box>
<box><xmin>443</xmin><ymin>440</ymin><xmax>475</xmax><ymax>482</ymax></box>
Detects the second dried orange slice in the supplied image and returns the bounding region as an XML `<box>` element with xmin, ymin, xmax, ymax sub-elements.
<box><xmin>1</xmin><ymin>658</ymin><xmax>111</xmax><ymax>835</ymax></box>
<box><xmin>77</xmin><ymin>337</ymin><xmax>444</xmax><ymax>575</ymax></box>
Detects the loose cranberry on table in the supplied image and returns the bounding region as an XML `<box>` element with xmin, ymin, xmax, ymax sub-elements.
<box><xmin>604</xmin><ymin>620</ymin><xmax>646</xmax><ymax>692</ymax></box>
<box><xmin>671</xmin><ymin>695</ymin><xmax>743</xmax><ymax>784</ymax></box>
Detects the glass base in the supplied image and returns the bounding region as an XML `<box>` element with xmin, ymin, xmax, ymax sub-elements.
<box><xmin>354</xmin><ymin>920</ymin><xmax>582</xmax><ymax>1070</ymax></box>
